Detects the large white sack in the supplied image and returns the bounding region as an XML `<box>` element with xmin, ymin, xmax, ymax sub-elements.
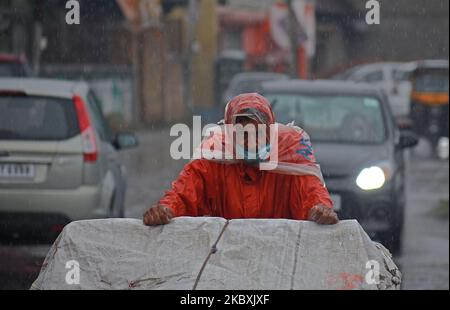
<box><xmin>31</xmin><ymin>217</ymin><xmax>401</xmax><ymax>290</ymax></box>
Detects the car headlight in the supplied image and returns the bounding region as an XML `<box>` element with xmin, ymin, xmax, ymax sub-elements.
<box><xmin>356</xmin><ymin>161</ymin><xmax>394</xmax><ymax>191</ymax></box>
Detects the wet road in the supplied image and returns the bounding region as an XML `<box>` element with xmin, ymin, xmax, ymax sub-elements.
<box><xmin>121</xmin><ymin>129</ymin><xmax>188</xmax><ymax>219</ymax></box>
<box><xmin>397</xmin><ymin>142</ymin><xmax>449</xmax><ymax>289</ymax></box>
<box><xmin>0</xmin><ymin>130</ymin><xmax>448</xmax><ymax>289</ymax></box>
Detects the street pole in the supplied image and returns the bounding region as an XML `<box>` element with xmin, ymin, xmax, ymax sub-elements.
<box><xmin>31</xmin><ymin>22</ymin><xmax>43</xmax><ymax>75</ymax></box>
<box><xmin>183</xmin><ymin>0</ymin><xmax>199</xmax><ymax>113</ymax></box>
<box><xmin>286</xmin><ymin>0</ymin><xmax>298</xmax><ymax>79</ymax></box>
<box><xmin>131</xmin><ymin>25</ymin><xmax>142</xmax><ymax>126</ymax></box>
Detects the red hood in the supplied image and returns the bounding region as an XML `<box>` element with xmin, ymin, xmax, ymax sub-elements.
<box><xmin>224</xmin><ymin>93</ymin><xmax>275</xmax><ymax>125</ymax></box>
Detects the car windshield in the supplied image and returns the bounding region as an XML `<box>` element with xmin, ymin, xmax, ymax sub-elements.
<box><xmin>0</xmin><ymin>63</ymin><xmax>28</xmax><ymax>77</ymax></box>
<box><xmin>230</xmin><ymin>75</ymin><xmax>286</xmax><ymax>95</ymax></box>
<box><xmin>0</xmin><ymin>95</ymin><xmax>79</xmax><ymax>140</ymax></box>
<box><xmin>393</xmin><ymin>69</ymin><xmax>412</xmax><ymax>82</ymax></box>
<box><xmin>414</xmin><ymin>71</ymin><xmax>449</xmax><ymax>92</ymax></box>
<box><xmin>266</xmin><ymin>94</ymin><xmax>386</xmax><ymax>144</ymax></box>
<box><xmin>233</xmin><ymin>80</ymin><xmax>265</xmax><ymax>94</ymax></box>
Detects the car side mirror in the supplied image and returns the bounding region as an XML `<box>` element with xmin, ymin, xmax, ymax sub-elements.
<box><xmin>398</xmin><ymin>130</ymin><xmax>419</xmax><ymax>149</ymax></box>
<box><xmin>114</xmin><ymin>133</ymin><xmax>139</xmax><ymax>150</ymax></box>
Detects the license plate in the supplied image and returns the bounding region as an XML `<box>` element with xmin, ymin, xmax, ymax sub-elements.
<box><xmin>331</xmin><ymin>194</ymin><xmax>342</xmax><ymax>212</ymax></box>
<box><xmin>0</xmin><ymin>164</ymin><xmax>35</xmax><ymax>178</ymax></box>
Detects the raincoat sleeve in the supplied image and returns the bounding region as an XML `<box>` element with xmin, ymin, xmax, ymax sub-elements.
<box><xmin>290</xmin><ymin>175</ymin><xmax>334</xmax><ymax>220</ymax></box>
<box><xmin>158</xmin><ymin>159</ymin><xmax>210</xmax><ymax>217</ymax></box>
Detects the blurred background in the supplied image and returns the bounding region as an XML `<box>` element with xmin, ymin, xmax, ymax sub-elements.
<box><xmin>0</xmin><ymin>0</ymin><xmax>448</xmax><ymax>290</ymax></box>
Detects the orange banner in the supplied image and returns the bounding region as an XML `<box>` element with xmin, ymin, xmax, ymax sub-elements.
<box><xmin>411</xmin><ymin>92</ymin><xmax>449</xmax><ymax>106</ymax></box>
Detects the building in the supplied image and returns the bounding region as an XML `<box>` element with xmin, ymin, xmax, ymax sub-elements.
<box><xmin>1</xmin><ymin>0</ymin><xmax>448</xmax><ymax>124</ymax></box>
<box><xmin>218</xmin><ymin>0</ymin><xmax>449</xmax><ymax>77</ymax></box>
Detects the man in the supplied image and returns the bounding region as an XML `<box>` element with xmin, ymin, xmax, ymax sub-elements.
<box><xmin>143</xmin><ymin>93</ymin><xmax>338</xmax><ymax>226</ymax></box>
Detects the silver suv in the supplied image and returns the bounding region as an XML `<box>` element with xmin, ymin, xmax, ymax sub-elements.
<box><xmin>0</xmin><ymin>78</ymin><xmax>138</xmax><ymax>241</ymax></box>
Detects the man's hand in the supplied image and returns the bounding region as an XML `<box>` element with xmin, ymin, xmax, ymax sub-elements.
<box><xmin>308</xmin><ymin>205</ymin><xmax>339</xmax><ymax>225</ymax></box>
<box><xmin>143</xmin><ymin>204</ymin><xmax>174</xmax><ymax>226</ymax></box>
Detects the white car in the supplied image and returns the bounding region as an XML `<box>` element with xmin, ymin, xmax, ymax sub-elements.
<box><xmin>0</xmin><ymin>78</ymin><xmax>138</xmax><ymax>242</ymax></box>
<box><xmin>334</xmin><ymin>62</ymin><xmax>415</xmax><ymax>118</ymax></box>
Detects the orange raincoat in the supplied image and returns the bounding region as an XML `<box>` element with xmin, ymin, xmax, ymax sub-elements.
<box><xmin>159</xmin><ymin>94</ymin><xmax>333</xmax><ymax>220</ymax></box>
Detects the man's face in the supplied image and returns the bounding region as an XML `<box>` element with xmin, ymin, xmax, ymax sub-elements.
<box><xmin>234</xmin><ymin>116</ymin><xmax>268</xmax><ymax>153</ymax></box>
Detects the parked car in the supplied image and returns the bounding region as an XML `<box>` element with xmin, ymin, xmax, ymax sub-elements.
<box><xmin>0</xmin><ymin>54</ymin><xmax>31</xmax><ymax>77</ymax></box>
<box><xmin>262</xmin><ymin>80</ymin><xmax>419</xmax><ymax>254</ymax></box>
<box><xmin>222</xmin><ymin>72</ymin><xmax>288</xmax><ymax>107</ymax></box>
<box><xmin>0</xmin><ymin>78</ymin><xmax>138</xmax><ymax>242</ymax></box>
<box><xmin>333</xmin><ymin>62</ymin><xmax>414</xmax><ymax>119</ymax></box>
